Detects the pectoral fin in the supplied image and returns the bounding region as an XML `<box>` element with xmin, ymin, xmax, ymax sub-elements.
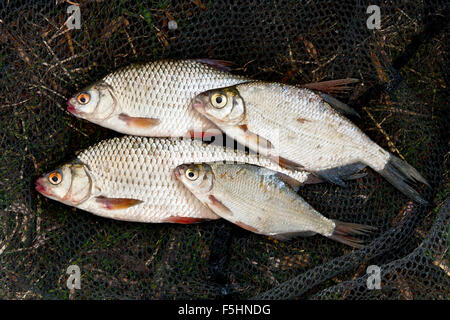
<box><xmin>207</xmin><ymin>195</ymin><xmax>233</xmax><ymax>217</ymax></box>
<box><xmin>238</xmin><ymin>124</ymin><xmax>273</xmax><ymax>150</ymax></box>
<box><xmin>187</xmin><ymin>129</ymin><xmax>221</xmax><ymax>139</ymax></box>
<box><xmin>118</xmin><ymin>113</ymin><xmax>160</xmax><ymax>128</ymax></box>
<box><xmin>95</xmin><ymin>196</ymin><xmax>143</xmax><ymax>210</ymax></box>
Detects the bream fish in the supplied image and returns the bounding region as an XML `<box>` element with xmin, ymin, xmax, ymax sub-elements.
<box><xmin>175</xmin><ymin>163</ymin><xmax>375</xmax><ymax>248</ymax></box>
<box><xmin>192</xmin><ymin>81</ymin><xmax>430</xmax><ymax>204</ymax></box>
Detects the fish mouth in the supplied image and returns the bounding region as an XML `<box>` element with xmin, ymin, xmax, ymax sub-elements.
<box><xmin>67</xmin><ymin>101</ymin><xmax>78</xmax><ymax>114</ymax></box>
<box><xmin>35</xmin><ymin>177</ymin><xmax>52</xmax><ymax>196</ymax></box>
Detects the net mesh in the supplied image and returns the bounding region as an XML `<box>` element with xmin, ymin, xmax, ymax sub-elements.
<box><xmin>0</xmin><ymin>0</ymin><xmax>448</xmax><ymax>299</ymax></box>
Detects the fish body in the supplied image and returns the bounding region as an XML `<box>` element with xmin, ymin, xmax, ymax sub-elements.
<box><xmin>35</xmin><ymin>137</ymin><xmax>314</xmax><ymax>223</ymax></box>
<box><xmin>175</xmin><ymin>163</ymin><xmax>374</xmax><ymax>247</ymax></box>
<box><xmin>67</xmin><ymin>59</ymin><xmax>247</xmax><ymax>137</ymax></box>
<box><xmin>193</xmin><ymin>81</ymin><xmax>430</xmax><ymax>204</ymax></box>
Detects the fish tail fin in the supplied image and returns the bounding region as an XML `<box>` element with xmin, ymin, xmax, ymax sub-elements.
<box><xmin>376</xmin><ymin>154</ymin><xmax>430</xmax><ymax>205</ymax></box>
<box><xmin>329</xmin><ymin>220</ymin><xmax>376</xmax><ymax>248</ymax></box>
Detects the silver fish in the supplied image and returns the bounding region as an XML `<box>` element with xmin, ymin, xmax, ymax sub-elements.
<box><xmin>35</xmin><ymin>136</ymin><xmax>315</xmax><ymax>223</ymax></box>
<box><xmin>192</xmin><ymin>81</ymin><xmax>430</xmax><ymax>204</ymax></box>
<box><xmin>175</xmin><ymin>163</ymin><xmax>375</xmax><ymax>248</ymax></box>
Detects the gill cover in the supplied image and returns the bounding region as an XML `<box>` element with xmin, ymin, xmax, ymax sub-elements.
<box><xmin>49</xmin><ymin>162</ymin><xmax>92</xmax><ymax>205</ymax></box>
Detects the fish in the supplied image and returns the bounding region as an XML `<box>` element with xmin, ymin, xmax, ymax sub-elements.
<box><xmin>67</xmin><ymin>59</ymin><xmax>360</xmax><ymax>138</ymax></box>
<box><xmin>35</xmin><ymin>136</ymin><xmax>320</xmax><ymax>223</ymax></box>
<box><xmin>174</xmin><ymin>163</ymin><xmax>376</xmax><ymax>248</ymax></box>
<box><xmin>192</xmin><ymin>81</ymin><xmax>430</xmax><ymax>205</ymax></box>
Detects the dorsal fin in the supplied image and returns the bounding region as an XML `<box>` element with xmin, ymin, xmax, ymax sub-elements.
<box><xmin>195</xmin><ymin>59</ymin><xmax>233</xmax><ymax>72</ymax></box>
<box><xmin>299</xmin><ymin>78</ymin><xmax>360</xmax><ymax>94</ymax></box>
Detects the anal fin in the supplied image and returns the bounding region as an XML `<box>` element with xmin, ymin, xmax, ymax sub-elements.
<box><xmin>272</xmin><ymin>231</ymin><xmax>316</xmax><ymax>241</ymax></box>
<box><xmin>162</xmin><ymin>216</ymin><xmax>210</xmax><ymax>224</ymax></box>
<box><xmin>235</xmin><ymin>220</ymin><xmax>259</xmax><ymax>233</ymax></box>
<box><xmin>316</xmin><ymin>163</ymin><xmax>367</xmax><ymax>187</ymax></box>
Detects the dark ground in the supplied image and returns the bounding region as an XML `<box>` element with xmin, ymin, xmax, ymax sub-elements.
<box><xmin>0</xmin><ymin>0</ymin><xmax>448</xmax><ymax>299</ymax></box>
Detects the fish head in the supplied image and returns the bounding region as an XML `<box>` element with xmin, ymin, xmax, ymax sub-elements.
<box><xmin>193</xmin><ymin>87</ymin><xmax>245</xmax><ymax>126</ymax></box>
<box><xmin>67</xmin><ymin>82</ymin><xmax>118</xmax><ymax>122</ymax></box>
<box><xmin>174</xmin><ymin>163</ymin><xmax>214</xmax><ymax>195</ymax></box>
<box><xmin>35</xmin><ymin>161</ymin><xmax>92</xmax><ymax>206</ymax></box>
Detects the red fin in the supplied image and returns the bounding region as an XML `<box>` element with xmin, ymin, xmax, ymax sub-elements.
<box><xmin>235</xmin><ymin>221</ymin><xmax>259</xmax><ymax>233</ymax></box>
<box><xmin>238</xmin><ymin>124</ymin><xmax>273</xmax><ymax>149</ymax></box>
<box><xmin>162</xmin><ymin>216</ymin><xmax>209</xmax><ymax>224</ymax></box>
<box><xmin>95</xmin><ymin>196</ymin><xmax>143</xmax><ymax>210</ymax></box>
<box><xmin>195</xmin><ymin>59</ymin><xmax>233</xmax><ymax>72</ymax></box>
<box><xmin>118</xmin><ymin>113</ymin><xmax>160</xmax><ymax>128</ymax></box>
<box><xmin>187</xmin><ymin>129</ymin><xmax>221</xmax><ymax>139</ymax></box>
<box><xmin>270</xmin><ymin>155</ymin><xmax>304</xmax><ymax>171</ymax></box>
<box><xmin>208</xmin><ymin>195</ymin><xmax>233</xmax><ymax>217</ymax></box>
<box><xmin>300</xmin><ymin>78</ymin><xmax>359</xmax><ymax>94</ymax></box>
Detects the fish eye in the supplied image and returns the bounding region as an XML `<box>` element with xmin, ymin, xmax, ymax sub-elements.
<box><xmin>48</xmin><ymin>172</ymin><xmax>62</xmax><ymax>185</ymax></box>
<box><xmin>77</xmin><ymin>92</ymin><xmax>90</xmax><ymax>105</ymax></box>
<box><xmin>185</xmin><ymin>168</ymin><xmax>199</xmax><ymax>181</ymax></box>
<box><xmin>211</xmin><ymin>93</ymin><xmax>227</xmax><ymax>109</ymax></box>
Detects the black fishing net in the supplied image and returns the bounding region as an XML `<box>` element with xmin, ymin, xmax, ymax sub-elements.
<box><xmin>0</xmin><ymin>0</ymin><xmax>448</xmax><ymax>300</ymax></box>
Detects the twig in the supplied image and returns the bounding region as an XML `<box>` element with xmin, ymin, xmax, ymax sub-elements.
<box><xmin>30</xmin><ymin>84</ymin><xmax>67</xmax><ymax>100</ymax></box>
<box><xmin>362</xmin><ymin>106</ymin><xmax>406</xmax><ymax>161</ymax></box>
<box><xmin>42</xmin><ymin>40</ymin><xmax>72</xmax><ymax>78</ymax></box>
<box><xmin>0</xmin><ymin>98</ymin><xmax>31</xmax><ymax>109</ymax></box>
